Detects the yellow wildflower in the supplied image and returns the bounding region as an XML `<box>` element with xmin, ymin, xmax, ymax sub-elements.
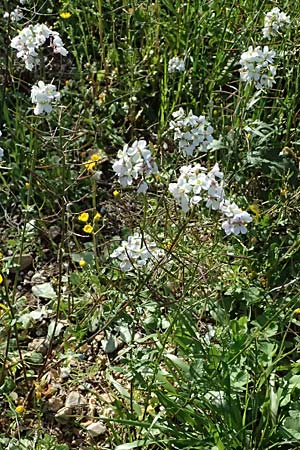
<box><xmin>294</xmin><ymin>308</ymin><xmax>300</xmax><ymax>315</ymax></box>
<box><xmin>25</xmin><ymin>182</ymin><xmax>30</xmax><ymax>189</ymax></box>
<box><xmin>60</xmin><ymin>11</ymin><xmax>72</xmax><ymax>19</ymax></box>
<box><xmin>91</xmin><ymin>154</ymin><xmax>101</xmax><ymax>162</ymax></box>
<box><xmin>93</xmin><ymin>212</ymin><xmax>102</xmax><ymax>222</ymax></box>
<box><xmin>165</xmin><ymin>242</ymin><xmax>172</xmax><ymax>251</ymax></box>
<box><xmin>113</xmin><ymin>190</ymin><xmax>120</xmax><ymax>197</ymax></box>
<box><xmin>84</xmin><ymin>154</ymin><xmax>101</xmax><ymax>171</ymax></box>
<box><xmin>78</xmin><ymin>212</ymin><xmax>89</xmax><ymax>222</ymax></box>
<box><xmin>15</xmin><ymin>405</ymin><xmax>25</xmax><ymax>414</ymax></box>
<box><xmin>83</xmin><ymin>224</ymin><xmax>93</xmax><ymax>234</ymax></box>
<box><xmin>85</xmin><ymin>161</ymin><xmax>96</xmax><ymax>171</ymax></box>
<box><xmin>79</xmin><ymin>259</ymin><xmax>86</xmax><ymax>267</ymax></box>
<box><xmin>0</xmin><ymin>274</ymin><xmax>3</xmax><ymax>284</ymax></box>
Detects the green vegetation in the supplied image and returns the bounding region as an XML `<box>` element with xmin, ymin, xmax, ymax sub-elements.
<box><xmin>1</xmin><ymin>1</ymin><xmax>300</xmax><ymax>449</ymax></box>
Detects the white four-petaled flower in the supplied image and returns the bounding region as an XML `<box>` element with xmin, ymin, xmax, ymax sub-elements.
<box><xmin>262</xmin><ymin>7</ymin><xmax>290</xmax><ymax>39</ymax></box>
<box><xmin>110</xmin><ymin>233</ymin><xmax>164</xmax><ymax>272</ymax></box>
<box><xmin>168</xmin><ymin>57</ymin><xmax>185</xmax><ymax>73</ymax></box>
<box><xmin>31</xmin><ymin>81</ymin><xmax>60</xmax><ymax>115</ymax></box>
<box><xmin>169</xmin><ymin>108</ymin><xmax>214</xmax><ymax>156</ymax></box>
<box><xmin>112</xmin><ymin>139</ymin><xmax>158</xmax><ymax>193</ymax></box>
<box><xmin>239</xmin><ymin>45</ymin><xmax>276</xmax><ymax>90</ymax></box>
<box><xmin>11</xmin><ymin>23</ymin><xmax>68</xmax><ymax>71</ymax></box>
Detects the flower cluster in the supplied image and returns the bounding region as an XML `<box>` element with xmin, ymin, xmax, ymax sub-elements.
<box><xmin>168</xmin><ymin>57</ymin><xmax>185</xmax><ymax>73</ymax></box>
<box><xmin>169</xmin><ymin>163</ymin><xmax>224</xmax><ymax>213</ymax></box>
<box><xmin>4</xmin><ymin>7</ymin><xmax>23</xmax><ymax>22</ymax></box>
<box><xmin>220</xmin><ymin>200</ymin><xmax>253</xmax><ymax>235</ymax></box>
<box><xmin>31</xmin><ymin>81</ymin><xmax>60</xmax><ymax>115</ymax></box>
<box><xmin>112</xmin><ymin>139</ymin><xmax>158</xmax><ymax>193</ymax></box>
<box><xmin>110</xmin><ymin>233</ymin><xmax>164</xmax><ymax>272</ymax></box>
<box><xmin>239</xmin><ymin>45</ymin><xmax>276</xmax><ymax>90</ymax></box>
<box><xmin>262</xmin><ymin>8</ymin><xmax>290</xmax><ymax>39</ymax></box>
<box><xmin>11</xmin><ymin>23</ymin><xmax>68</xmax><ymax>71</ymax></box>
<box><xmin>169</xmin><ymin>108</ymin><xmax>214</xmax><ymax>156</ymax></box>
<box><xmin>169</xmin><ymin>163</ymin><xmax>252</xmax><ymax>235</ymax></box>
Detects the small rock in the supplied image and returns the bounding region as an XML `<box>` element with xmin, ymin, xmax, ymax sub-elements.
<box><xmin>55</xmin><ymin>406</ymin><xmax>72</xmax><ymax>423</ymax></box>
<box><xmin>86</xmin><ymin>421</ymin><xmax>106</xmax><ymax>437</ymax></box>
<box><xmin>65</xmin><ymin>391</ymin><xmax>85</xmax><ymax>408</ymax></box>
<box><xmin>60</xmin><ymin>367</ymin><xmax>71</xmax><ymax>381</ymax></box>
<box><xmin>28</xmin><ymin>338</ymin><xmax>48</xmax><ymax>355</ymax></box>
<box><xmin>101</xmin><ymin>393</ymin><xmax>114</xmax><ymax>403</ymax></box>
<box><xmin>47</xmin><ymin>397</ymin><xmax>64</xmax><ymax>412</ymax></box>
<box><xmin>4</xmin><ymin>254</ymin><xmax>33</xmax><ymax>272</ymax></box>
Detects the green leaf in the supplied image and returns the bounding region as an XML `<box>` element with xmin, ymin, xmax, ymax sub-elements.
<box><xmin>32</xmin><ymin>282</ymin><xmax>57</xmax><ymax>299</ymax></box>
<box><xmin>115</xmin><ymin>441</ymin><xmax>152</xmax><ymax>450</ymax></box>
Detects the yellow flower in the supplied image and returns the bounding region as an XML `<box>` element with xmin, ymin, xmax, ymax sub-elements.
<box><xmin>83</xmin><ymin>224</ymin><xmax>93</xmax><ymax>234</ymax></box>
<box><xmin>113</xmin><ymin>190</ymin><xmax>120</xmax><ymax>197</ymax></box>
<box><xmin>93</xmin><ymin>212</ymin><xmax>102</xmax><ymax>222</ymax></box>
<box><xmin>84</xmin><ymin>154</ymin><xmax>101</xmax><ymax>171</ymax></box>
<box><xmin>0</xmin><ymin>274</ymin><xmax>3</xmax><ymax>284</ymax></box>
<box><xmin>294</xmin><ymin>308</ymin><xmax>300</xmax><ymax>315</ymax></box>
<box><xmin>79</xmin><ymin>259</ymin><xmax>86</xmax><ymax>267</ymax></box>
<box><xmin>15</xmin><ymin>405</ymin><xmax>25</xmax><ymax>414</ymax></box>
<box><xmin>85</xmin><ymin>161</ymin><xmax>96</xmax><ymax>171</ymax></box>
<box><xmin>91</xmin><ymin>154</ymin><xmax>101</xmax><ymax>162</ymax></box>
<box><xmin>25</xmin><ymin>182</ymin><xmax>30</xmax><ymax>189</ymax></box>
<box><xmin>60</xmin><ymin>11</ymin><xmax>72</xmax><ymax>19</ymax></box>
<box><xmin>165</xmin><ymin>242</ymin><xmax>172</xmax><ymax>251</ymax></box>
<box><xmin>78</xmin><ymin>212</ymin><xmax>89</xmax><ymax>222</ymax></box>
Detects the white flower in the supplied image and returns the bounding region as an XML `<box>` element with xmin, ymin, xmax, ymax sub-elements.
<box><xmin>262</xmin><ymin>7</ymin><xmax>290</xmax><ymax>39</ymax></box>
<box><xmin>11</xmin><ymin>24</ymin><xmax>68</xmax><ymax>71</ymax></box>
<box><xmin>239</xmin><ymin>45</ymin><xmax>276</xmax><ymax>90</ymax></box>
<box><xmin>221</xmin><ymin>203</ymin><xmax>252</xmax><ymax>236</ymax></box>
<box><xmin>52</xmin><ymin>33</ymin><xmax>68</xmax><ymax>56</ymax></box>
<box><xmin>4</xmin><ymin>7</ymin><xmax>23</xmax><ymax>22</ymax></box>
<box><xmin>31</xmin><ymin>81</ymin><xmax>60</xmax><ymax>115</ymax></box>
<box><xmin>112</xmin><ymin>139</ymin><xmax>158</xmax><ymax>192</ymax></box>
<box><xmin>110</xmin><ymin>233</ymin><xmax>164</xmax><ymax>272</ymax></box>
<box><xmin>169</xmin><ymin>108</ymin><xmax>214</xmax><ymax>156</ymax></box>
<box><xmin>169</xmin><ymin>164</ymin><xmax>252</xmax><ymax>235</ymax></box>
<box><xmin>168</xmin><ymin>56</ymin><xmax>185</xmax><ymax>73</ymax></box>
<box><xmin>168</xmin><ymin>163</ymin><xmax>224</xmax><ymax>213</ymax></box>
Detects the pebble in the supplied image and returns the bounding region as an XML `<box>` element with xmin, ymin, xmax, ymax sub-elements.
<box><xmin>86</xmin><ymin>421</ymin><xmax>107</xmax><ymax>437</ymax></box>
<box><xmin>65</xmin><ymin>391</ymin><xmax>86</xmax><ymax>408</ymax></box>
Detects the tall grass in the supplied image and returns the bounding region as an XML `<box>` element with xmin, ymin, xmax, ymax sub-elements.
<box><xmin>1</xmin><ymin>1</ymin><xmax>300</xmax><ymax>449</ymax></box>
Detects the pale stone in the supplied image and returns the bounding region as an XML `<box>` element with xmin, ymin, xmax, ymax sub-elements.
<box><xmin>65</xmin><ymin>391</ymin><xmax>85</xmax><ymax>408</ymax></box>
<box><xmin>86</xmin><ymin>421</ymin><xmax>107</xmax><ymax>436</ymax></box>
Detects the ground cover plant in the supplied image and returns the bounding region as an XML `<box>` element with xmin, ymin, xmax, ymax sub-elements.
<box><xmin>1</xmin><ymin>1</ymin><xmax>300</xmax><ymax>449</ymax></box>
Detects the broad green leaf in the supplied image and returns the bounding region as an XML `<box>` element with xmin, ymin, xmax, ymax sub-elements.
<box><xmin>32</xmin><ymin>282</ymin><xmax>57</xmax><ymax>299</ymax></box>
